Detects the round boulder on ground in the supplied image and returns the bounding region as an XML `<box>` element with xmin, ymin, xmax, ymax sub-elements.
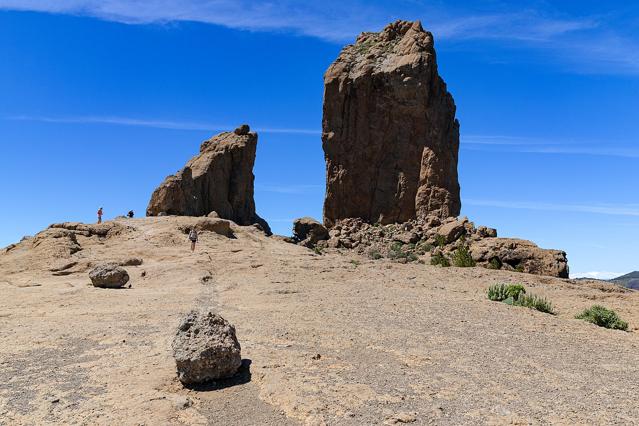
<box><xmin>292</xmin><ymin>217</ymin><xmax>329</xmax><ymax>247</ymax></box>
<box><xmin>89</xmin><ymin>264</ymin><xmax>129</xmax><ymax>288</ymax></box>
<box><xmin>172</xmin><ymin>310</ymin><xmax>242</xmax><ymax>385</ymax></box>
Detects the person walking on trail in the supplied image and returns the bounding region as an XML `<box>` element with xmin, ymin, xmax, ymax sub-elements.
<box><xmin>188</xmin><ymin>228</ymin><xmax>198</xmax><ymax>252</ymax></box>
<box><xmin>97</xmin><ymin>207</ymin><xmax>103</xmax><ymax>224</ymax></box>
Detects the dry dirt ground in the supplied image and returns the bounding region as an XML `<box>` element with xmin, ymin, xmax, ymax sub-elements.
<box><xmin>1</xmin><ymin>217</ymin><xmax>638</xmax><ymax>425</ymax></box>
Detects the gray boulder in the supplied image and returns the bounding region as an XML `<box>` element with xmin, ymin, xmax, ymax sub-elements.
<box><xmin>172</xmin><ymin>310</ymin><xmax>242</xmax><ymax>385</ymax></box>
<box><xmin>89</xmin><ymin>264</ymin><xmax>130</xmax><ymax>288</ymax></box>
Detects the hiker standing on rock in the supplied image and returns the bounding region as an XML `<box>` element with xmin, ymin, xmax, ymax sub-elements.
<box><xmin>97</xmin><ymin>207</ymin><xmax>103</xmax><ymax>224</ymax></box>
<box><xmin>188</xmin><ymin>228</ymin><xmax>198</xmax><ymax>252</ymax></box>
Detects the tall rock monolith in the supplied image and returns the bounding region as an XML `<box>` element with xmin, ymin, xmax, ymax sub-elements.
<box><xmin>322</xmin><ymin>20</ymin><xmax>461</xmax><ymax>227</ymax></box>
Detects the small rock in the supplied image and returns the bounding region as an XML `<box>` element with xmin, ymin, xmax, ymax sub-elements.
<box><xmin>233</xmin><ymin>124</ymin><xmax>250</xmax><ymax>135</ymax></box>
<box><xmin>170</xmin><ymin>395</ymin><xmax>193</xmax><ymax>410</ymax></box>
<box><xmin>120</xmin><ymin>258</ymin><xmax>143</xmax><ymax>266</ymax></box>
<box><xmin>172</xmin><ymin>310</ymin><xmax>242</xmax><ymax>385</ymax></box>
<box><xmin>89</xmin><ymin>264</ymin><xmax>129</xmax><ymax>288</ymax></box>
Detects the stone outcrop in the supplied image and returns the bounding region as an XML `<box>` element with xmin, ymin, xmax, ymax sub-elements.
<box><xmin>89</xmin><ymin>264</ymin><xmax>130</xmax><ymax>288</ymax></box>
<box><xmin>322</xmin><ymin>20</ymin><xmax>461</xmax><ymax>227</ymax></box>
<box><xmin>313</xmin><ymin>216</ymin><xmax>568</xmax><ymax>277</ymax></box>
<box><xmin>172</xmin><ymin>310</ymin><xmax>242</xmax><ymax>385</ymax></box>
<box><xmin>470</xmin><ymin>238</ymin><xmax>569</xmax><ymax>278</ymax></box>
<box><xmin>147</xmin><ymin>125</ymin><xmax>271</xmax><ymax>235</ymax></box>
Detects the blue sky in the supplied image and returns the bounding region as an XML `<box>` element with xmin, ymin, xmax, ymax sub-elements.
<box><xmin>0</xmin><ymin>1</ymin><xmax>637</xmax><ymax>278</ymax></box>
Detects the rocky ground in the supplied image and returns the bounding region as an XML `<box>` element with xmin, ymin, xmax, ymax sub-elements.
<box><xmin>1</xmin><ymin>216</ymin><xmax>638</xmax><ymax>425</ymax></box>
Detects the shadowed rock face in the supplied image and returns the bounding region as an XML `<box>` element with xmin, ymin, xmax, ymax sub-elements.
<box><xmin>322</xmin><ymin>20</ymin><xmax>461</xmax><ymax>227</ymax></box>
<box><xmin>146</xmin><ymin>126</ymin><xmax>271</xmax><ymax>234</ymax></box>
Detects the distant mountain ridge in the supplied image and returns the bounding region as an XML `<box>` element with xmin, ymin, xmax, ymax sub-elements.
<box><xmin>610</xmin><ymin>271</ymin><xmax>639</xmax><ymax>290</ymax></box>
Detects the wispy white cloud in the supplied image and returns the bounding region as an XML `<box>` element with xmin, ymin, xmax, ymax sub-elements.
<box><xmin>462</xmin><ymin>135</ymin><xmax>639</xmax><ymax>158</ymax></box>
<box><xmin>462</xmin><ymin>135</ymin><xmax>569</xmax><ymax>146</ymax></box>
<box><xmin>1</xmin><ymin>1</ymin><xmax>637</xmax><ymax>74</ymax></box>
<box><xmin>430</xmin><ymin>12</ymin><xmax>597</xmax><ymax>42</ymax></box>
<box><xmin>5</xmin><ymin>114</ymin><xmax>321</xmax><ymax>135</ymax></box>
<box><xmin>465</xmin><ymin>199</ymin><xmax>639</xmax><ymax>217</ymax></box>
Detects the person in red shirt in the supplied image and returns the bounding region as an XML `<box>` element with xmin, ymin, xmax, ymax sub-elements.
<box><xmin>97</xmin><ymin>207</ymin><xmax>103</xmax><ymax>224</ymax></box>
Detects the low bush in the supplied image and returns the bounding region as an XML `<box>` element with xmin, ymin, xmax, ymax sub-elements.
<box><xmin>487</xmin><ymin>284</ymin><xmax>555</xmax><ymax>314</ymax></box>
<box><xmin>487</xmin><ymin>257</ymin><xmax>502</xmax><ymax>270</ymax></box>
<box><xmin>415</xmin><ymin>241</ymin><xmax>433</xmax><ymax>255</ymax></box>
<box><xmin>434</xmin><ymin>234</ymin><xmax>446</xmax><ymax>248</ymax></box>
<box><xmin>487</xmin><ymin>283</ymin><xmax>525</xmax><ymax>302</ymax></box>
<box><xmin>368</xmin><ymin>249</ymin><xmax>383</xmax><ymax>260</ymax></box>
<box><xmin>575</xmin><ymin>305</ymin><xmax>628</xmax><ymax>331</ymax></box>
<box><xmin>430</xmin><ymin>253</ymin><xmax>450</xmax><ymax>267</ymax></box>
<box><xmin>451</xmin><ymin>244</ymin><xmax>476</xmax><ymax>267</ymax></box>
<box><xmin>387</xmin><ymin>242</ymin><xmax>419</xmax><ymax>263</ymax></box>
<box><xmin>516</xmin><ymin>294</ymin><xmax>555</xmax><ymax>314</ymax></box>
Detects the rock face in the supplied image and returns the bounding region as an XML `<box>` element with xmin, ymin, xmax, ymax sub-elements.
<box><xmin>146</xmin><ymin>125</ymin><xmax>271</xmax><ymax>235</ymax></box>
<box><xmin>89</xmin><ymin>264</ymin><xmax>130</xmax><ymax>288</ymax></box>
<box><xmin>322</xmin><ymin>20</ymin><xmax>461</xmax><ymax>227</ymax></box>
<box><xmin>172</xmin><ymin>310</ymin><xmax>242</xmax><ymax>385</ymax></box>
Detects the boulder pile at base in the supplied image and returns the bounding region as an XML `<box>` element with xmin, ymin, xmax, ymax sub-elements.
<box><xmin>146</xmin><ymin>125</ymin><xmax>271</xmax><ymax>235</ymax></box>
<box><xmin>322</xmin><ymin>20</ymin><xmax>461</xmax><ymax>226</ymax></box>
<box><xmin>172</xmin><ymin>310</ymin><xmax>242</xmax><ymax>385</ymax></box>
<box><xmin>307</xmin><ymin>216</ymin><xmax>568</xmax><ymax>278</ymax></box>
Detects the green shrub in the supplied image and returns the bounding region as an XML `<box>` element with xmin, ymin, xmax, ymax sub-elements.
<box><xmin>368</xmin><ymin>249</ymin><xmax>383</xmax><ymax>260</ymax></box>
<box><xmin>488</xmin><ymin>284</ymin><xmax>555</xmax><ymax>315</ymax></box>
<box><xmin>516</xmin><ymin>294</ymin><xmax>555</xmax><ymax>314</ymax></box>
<box><xmin>313</xmin><ymin>246</ymin><xmax>323</xmax><ymax>255</ymax></box>
<box><xmin>350</xmin><ymin>259</ymin><xmax>361</xmax><ymax>267</ymax></box>
<box><xmin>451</xmin><ymin>244</ymin><xmax>476</xmax><ymax>267</ymax></box>
<box><xmin>387</xmin><ymin>242</ymin><xmax>404</xmax><ymax>260</ymax></box>
<box><xmin>515</xmin><ymin>264</ymin><xmax>525</xmax><ymax>273</ymax></box>
<box><xmin>415</xmin><ymin>241</ymin><xmax>433</xmax><ymax>255</ymax></box>
<box><xmin>487</xmin><ymin>283</ymin><xmax>525</xmax><ymax>302</ymax></box>
<box><xmin>576</xmin><ymin>305</ymin><xmax>628</xmax><ymax>331</ymax></box>
<box><xmin>487</xmin><ymin>257</ymin><xmax>502</xmax><ymax>270</ymax></box>
<box><xmin>434</xmin><ymin>234</ymin><xmax>446</xmax><ymax>248</ymax></box>
<box><xmin>431</xmin><ymin>253</ymin><xmax>450</xmax><ymax>267</ymax></box>
<box><xmin>387</xmin><ymin>241</ymin><xmax>419</xmax><ymax>263</ymax></box>
<box><xmin>487</xmin><ymin>284</ymin><xmax>510</xmax><ymax>301</ymax></box>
